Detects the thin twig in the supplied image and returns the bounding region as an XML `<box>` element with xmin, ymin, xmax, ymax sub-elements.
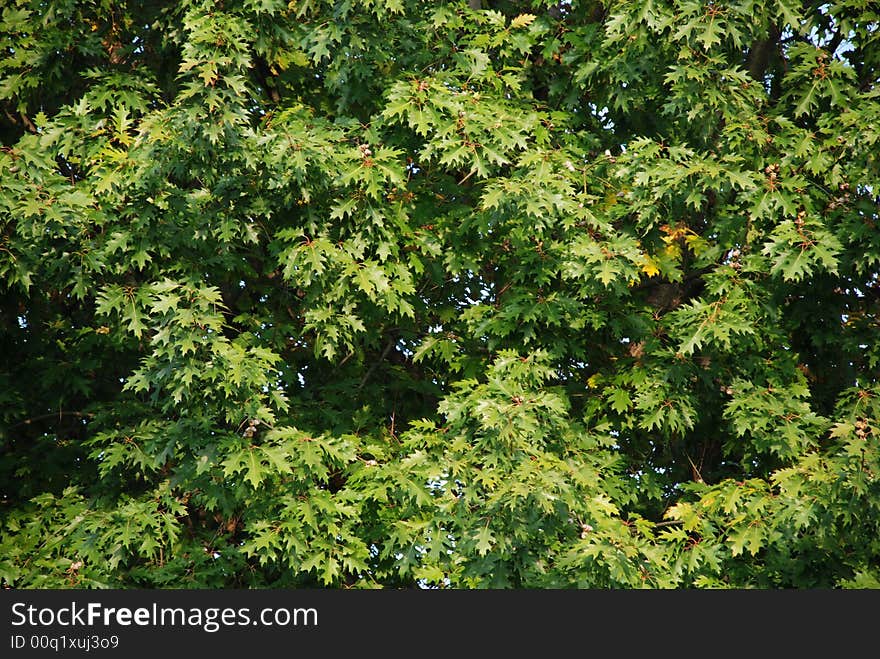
<box><xmin>654</xmin><ymin>520</ymin><xmax>683</xmax><ymax>528</ymax></box>
<box><xmin>359</xmin><ymin>336</ymin><xmax>396</xmax><ymax>390</ymax></box>
<box><xmin>685</xmin><ymin>452</ymin><xmax>704</xmax><ymax>484</ymax></box>
<box><xmin>8</xmin><ymin>411</ymin><xmax>94</xmax><ymax>430</ymax></box>
<box><xmin>458</xmin><ymin>168</ymin><xmax>477</xmax><ymax>185</ymax></box>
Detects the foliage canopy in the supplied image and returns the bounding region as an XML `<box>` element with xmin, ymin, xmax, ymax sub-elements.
<box><xmin>1</xmin><ymin>0</ymin><xmax>879</xmax><ymax>588</ymax></box>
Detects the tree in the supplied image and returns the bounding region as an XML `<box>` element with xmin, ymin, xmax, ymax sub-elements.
<box><xmin>1</xmin><ymin>0</ymin><xmax>878</xmax><ymax>589</ymax></box>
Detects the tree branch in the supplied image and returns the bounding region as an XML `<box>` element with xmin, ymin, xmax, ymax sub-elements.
<box><xmin>746</xmin><ymin>26</ymin><xmax>780</xmax><ymax>82</ymax></box>
<box><xmin>8</xmin><ymin>411</ymin><xmax>94</xmax><ymax>430</ymax></box>
<box><xmin>19</xmin><ymin>112</ymin><xmax>37</xmax><ymax>134</ymax></box>
<box><xmin>359</xmin><ymin>334</ymin><xmax>397</xmax><ymax>390</ymax></box>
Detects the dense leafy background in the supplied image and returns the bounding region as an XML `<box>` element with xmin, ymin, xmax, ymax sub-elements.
<box><xmin>1</xmin><ymin>0</ymin><xmax>878</xmax><ymax>588</ymax></box>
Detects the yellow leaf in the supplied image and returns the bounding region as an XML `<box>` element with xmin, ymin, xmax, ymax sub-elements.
<box><xmin>603</xmin><ymin>191</ymin><xmax>618</xmax><ymax>207</ymax></box>
<box><xmin>587</xmin><ymin>373</ymin><xmax>603</xmax><ymax>389</ymax></box>
<box><xmin>640</xmin><ymin>255</ymin><xmax>660</xmax><ymax>277</ymax></box>
<box><xmin>685</xmin><ymin>233</ymin><xmax>709</xmax><ymax>255</ymax></box>
<box><xmin>510</xmin><ymin>14</ymin><xmax>536</xmax><ymax>29</ymax></box>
